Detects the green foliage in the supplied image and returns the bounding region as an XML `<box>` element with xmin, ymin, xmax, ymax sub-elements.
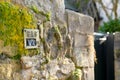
<box><xmin>85</xmin><ymin>0</ymin><xmax>89</xmax><ymax>3</ymax></box>
<box><xmin>10</xmin><ymin>53</ymin><xmax>21</xmax><ymax>60</ymax></box>
<box><xmin>67</xmin><ymin>68</ymin><xmax>82</xmax><ymax>80</ymax></box>
<box><xmin>30</xmin><ymin>5</ymin><xmax>39</xmax><ymax>14</ymax></box>
<box><xmin>72</xmin><ymin>69</ymin><xmax>82</xmax><ymax>80</ymax></box>
<box><xmin>53</xmin><ymin>25</ymin><xmax>63</xmax><ymax>49</ymax></box>
<box><xmin>0</xmin><ymin>2</ymin><xmax>36</xmax><ymax>57</ymax></box>
<box><xmin>75</xmin><ymin>1</ymin><xmax>80</xmax><ymax>8</ymax></box>
<box><xmin>99</xmin><ymin>19</ymin><xmax>120</xmax><ymax>33</ymax></box>
<box><xmin>31</xmin><ymin>5</ymin><xmax>51</xmax><ymax>21</ymax></box>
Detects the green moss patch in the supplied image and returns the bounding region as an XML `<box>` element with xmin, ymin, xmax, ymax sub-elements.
<box><xmin>0</xmin><ymin>2</ymin><xmax>37</xmax><ymax>58</ymax></box>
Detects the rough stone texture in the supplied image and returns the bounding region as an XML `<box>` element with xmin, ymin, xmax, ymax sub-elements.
<box><xmin>66</xmin><ymin>9</ymin><xmax>94</xmax><ymax>35</ymax></box>
<box><xmin>115</xmin><ymin>60</ymin><xmax>120</xmax><ymax>80</ymax></box>
<box><xmin>73</xmin><ymin>46</ymin><xmax>95</xmax><ymax>68</ymax></box>
<box><xmin>66</xmin><ymin>9</ymin><xmax>94</xmax><ymax>67</ymax></box>
<box><xmin>114</xmin><ymin>32</ymin><xmax>120</xmax><ymax>80</ymax></box>
<box><xmin>82</xmin><ymin>68</ymin><xmax>94</xmax><ymax>80</ymax></box>
<box><xmin>21</xmin><ymin>56</ymin><xmax>75</xmax><ymax>80</ymax></box>
<box><xmin>73</xmin><ymin>47</ymin><xmax>89</xmax><ymax>67</ymax></box>
<box><xmin>0</xmin><ymin>40</ymin><xmax>14</xmax><ymax>57</ymax></box>
<box><xmin>12</xmin><ymin>0</ymin><xmax>66</xmax><ymax>26</ymax></box>
<box><xmin>0</xmin><ymin>59</ymin><xmax>22</xmax><ymax>80</ymax></box>
<box><xmin>0</xmin><ymin>0</ymin><xmax>95</xmax><ymax>80</ymax></box>
<box><xmin>65</xmin><ymin>9</ymin><xmax>95</xmax><ymax>80</ymax></box>
<box><xmin>74</xmin><ymin>33</ymin><xmax>94</xmax><ymax>47</ymax></box>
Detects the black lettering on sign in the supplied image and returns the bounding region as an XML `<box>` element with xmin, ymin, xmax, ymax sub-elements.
<box><xmin>26</xmin><ymin>38</ymin><xmax>36</xmax><ymax>46</ymax></box>
<box><xmin>26</xmin><ymin>31</ymin><xmax>38</xmax><ymax>37</ymax></box>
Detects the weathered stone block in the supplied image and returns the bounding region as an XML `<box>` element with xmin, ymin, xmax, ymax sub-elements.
<box><xmin>115</xmin><ymin>60</ymin><xmax>120</xmax><ymax>80</ymax></box>
<box><xmin>21</xmin><ymin>56</ymin><xmax>33</xmax><ymax>69</ymax></box>
<box><xmin>0</xmin><ymin>59</ymin><xmax>22</xmax><ymax>80</ymax></box>
<box><xmin>82</xmin><ymin>68</ymin><xmax>94</xmax><ymax>80</ymax></box>
<box><xmin>74</xmin><ymin>34</ymin><xmax>88</xmax><ymax>47</ymax></box>
<box><xmin>114</xmin><ymin>32</ymin><xmax>120</xmax><ymax>41</ymax></box>
<box><xmin>0</xmin><ymin>1</ymin><xmax>95</xmax><ymax>80</ymax></box>
<box><xmin>73</xmin><ymin>47</ymin><xmax>95</xmax><ymax>67</ymax></box>
<box><xmin>74</xmin><ymin>33</ymin><xmax>94</xmax><ymax>47</ymax></box>
<box><xmin>66</xmin><ymin>9</ymin><xmax>94</xmax><ymax>35</ymax></box>
<box><xmin>73</xmin><ymin>47</ymin><xmax>89</xmax><ymax>67</ymax></box>
<box><xmin>51</xmin><ymin>0</ymin><xmax>65</xmax><ymax>22</ymax></box>
<box><xmin>16</xmin><ymin>0</ymin><xmax>65</xmax><ymax>26</ymax></box>
<box><xmin>20</xmin><ymin>56</ymin><xmax>75</xmax><ymax>80</ymax></box>
<box><xmin>114</xmin><ymin>32</ymin><xmax>120</xmax><ymax>80</ymax></box>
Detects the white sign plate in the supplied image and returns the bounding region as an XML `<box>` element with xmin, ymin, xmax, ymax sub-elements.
<box><xmin>24</xmin><ymin>29</ymin><xmax>39</xmax><ymax>49</ymax></box>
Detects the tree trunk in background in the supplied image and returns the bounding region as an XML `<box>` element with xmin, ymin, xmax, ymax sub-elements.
<box><xmin>94</xmin><ymin>0</ymin><xmax>119</xmax><ymax>20</ymax></box>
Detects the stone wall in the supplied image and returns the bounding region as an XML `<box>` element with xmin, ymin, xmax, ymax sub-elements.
<box><xmin>0</xmin><ymin>0</ymin><xmax>95</xmax><ymax>80</ymax></box>
<box><xmin>66</xmin><ymin>9</ymin><xmax>95</xmax><ymax>80</ymax></box>
<box><xmin>114</xmin><ymin>32</ymin><xmax>120</xmax><ymax>80</ymax></box>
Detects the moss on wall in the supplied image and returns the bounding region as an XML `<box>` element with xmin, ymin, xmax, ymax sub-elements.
<box><xmin>0</xmin><ymin>2</ymin><xmax>37</xmax><ymax>58</ymax></box>
<box><xmin>30</xmin><ymin>5</ymin><xmax>51</xmax><ymax>22</ymax></box>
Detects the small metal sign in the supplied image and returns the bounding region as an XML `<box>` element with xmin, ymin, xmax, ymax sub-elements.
<box><xmin>24</xmin><ymin>29</ymin><xmax>39</xmax><ymax>49</ymax></box>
